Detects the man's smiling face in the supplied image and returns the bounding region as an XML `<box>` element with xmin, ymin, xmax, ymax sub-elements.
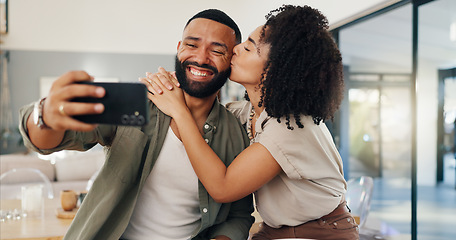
<box><xmin>175</xmin><ymin>18</ymin><xmax>237</xmax><ymax>98</ymax></box>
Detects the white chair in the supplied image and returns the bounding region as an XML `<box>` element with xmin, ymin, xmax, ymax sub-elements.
<box><xmin>0</xmin><ymin>168</ymin><xmax>54</xmax><ymax>199</ymax></box>
<box><xmin>86</xmin><ymin>169</ymin><xmax>100</xmax><ymax>191</ymax></box>
<box><xmin>345</xmin><ymin>176</ymin><xmax>374</xmax><ymax>228</ymax></box>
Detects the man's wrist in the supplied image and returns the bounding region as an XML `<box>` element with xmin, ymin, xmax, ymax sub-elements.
<box><xmin>33</xmin><ymin>97</ymin><xmax>51</xmax><ymax>129</ymax></box>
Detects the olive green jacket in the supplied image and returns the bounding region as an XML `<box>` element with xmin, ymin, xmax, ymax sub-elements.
<box><xmin>19</xmin><ymin>100</ymin><xmax>254</xmax><ymax>240</ymax></box>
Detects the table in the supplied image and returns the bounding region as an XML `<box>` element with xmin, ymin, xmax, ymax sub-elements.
<box><xmin>1</xmin><ymin>198</ymin><xmax>73</xmax><ymax>240</ymax></box>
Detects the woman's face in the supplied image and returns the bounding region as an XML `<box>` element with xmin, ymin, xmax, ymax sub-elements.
<box><xmin>230</xmin><ymin>26</ymin><xmax>270</xmax><ymax>86</ymax></box>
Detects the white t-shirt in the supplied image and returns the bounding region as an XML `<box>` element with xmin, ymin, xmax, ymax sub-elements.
<box><xmin>227</xmin><ymin>101</ymin><xmax>346</xmax><ymax>228</ymax></box>
<box><xmin>122</xmin><ymin>127</ymin><xmax>201</xmax><ymax>240</ymax></box>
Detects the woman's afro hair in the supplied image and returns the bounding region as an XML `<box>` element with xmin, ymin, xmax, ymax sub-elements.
<box><xmin>255</xmin><ymin>5</ymin><xmax>344</xmax><ymax>130</ymax></box>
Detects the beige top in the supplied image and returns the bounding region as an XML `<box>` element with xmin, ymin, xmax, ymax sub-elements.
<box><xmin>227</xmin><ymin>101</ymin><xmax>346</xmax><ymax>228</ymax></box>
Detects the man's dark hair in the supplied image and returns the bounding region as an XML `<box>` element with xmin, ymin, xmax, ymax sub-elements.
<box><xmin>255</xmin><ymin>5</ymin><xmax>344</xmax><ymax>130</ymax></box>
<box><xmin>185</xmin><ymin>9</ymin><xmax>242</xmax><ymax>44</ymax></box>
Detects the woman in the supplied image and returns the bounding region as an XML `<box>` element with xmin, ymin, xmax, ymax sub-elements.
<box><xmin>144</xmin><ymin>5</ymin><xmax>358</xmax><ymax>240</ymax></box>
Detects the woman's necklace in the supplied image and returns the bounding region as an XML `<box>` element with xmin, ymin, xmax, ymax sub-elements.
<box><xmin>247</xmin><ymin>107</ymin><xmax>256</xmax><ymax>140</ymax></box>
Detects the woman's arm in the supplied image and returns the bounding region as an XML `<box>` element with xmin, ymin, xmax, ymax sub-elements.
<box><xmin>173</xmin><ymin>110</ymin><xmax>281</xmax><ymax>203</ymax></box>
<box><xmin>142</xmin><ymin>68</ymin><xmax>281</xmax><ymax>203</ymax></box>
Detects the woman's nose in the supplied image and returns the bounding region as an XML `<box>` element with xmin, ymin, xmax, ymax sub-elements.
<box><xmin>233</xmin><ymin>44</ymin><xmax>240</xmax><ymax>56</ymax></box>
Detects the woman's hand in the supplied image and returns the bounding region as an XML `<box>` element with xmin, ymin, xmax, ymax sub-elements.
<box><xmin>145</xmin><ymin>67</ymin><xmax>180</xmax><ymax>94</ymax></box>
<box><xmin>140</xmin><ymin>67</ymin><xmax>187</xmax><ymax>118</ymax></box>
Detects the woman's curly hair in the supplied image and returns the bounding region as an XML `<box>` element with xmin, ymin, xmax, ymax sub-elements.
<box><xmin>254</xmin><ymin>5</ymin><xmax>344</xmax><ymax>130</ymax></box>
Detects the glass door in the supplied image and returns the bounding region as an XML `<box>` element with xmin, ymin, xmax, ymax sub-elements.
<box><xmin>335</xmin><ymin>0</ymin><xmax>456</xmax><ymax>238</ymax></box>
<box><xmin>437</xmin><ymin>68</ymin><xmax>456</xmax><ymax>188</ymax></box>
<box><xmin>339</xmin><ymin>4</ymin><xmax>414</xmax><ymax>238</ymax></box>
<box><xmin>349</xmin><ymin>87</ymin><xmax>381</xmax><ymax>178</ymax></box>
<box><xmin>416</xmin><ymin>0</ymin><xmax>456</xmax><ymax>239</ymax></box>
<box><xmin>443</xmin><ymin>73</ymin><xmax>456</xmax><ymax>187</ymax></box>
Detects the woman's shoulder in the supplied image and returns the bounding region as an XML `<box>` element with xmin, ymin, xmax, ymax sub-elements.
<box><xmin>260</xmin><ymin>115</ymin><xmax>337</xmax><ymax>158</ymax></box>
<box><xmin>225</xmin><ymin>100</ymin><xmax>251</xmax><ymax>125</ymax></box>
<box><xmin>262</xmin><ymin>115</ymin><xmax>316</xmax><ymax>134</ymax></box>
<box><xmin>259</xmin><ymin>114</ymin><xmax>332</xmax><ymax>147</ymax></box>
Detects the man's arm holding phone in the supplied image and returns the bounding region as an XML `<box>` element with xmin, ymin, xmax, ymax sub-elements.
<box><xmin>26</xmin><ymin>71</ymin><xmax>105</xmax><ymax>149</ymax></box>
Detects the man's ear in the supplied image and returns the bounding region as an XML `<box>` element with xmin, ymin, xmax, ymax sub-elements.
<box><xmin>177</xmin><ymin>41</ymin><xmax>182</xmax><ymax>51</ymax></box>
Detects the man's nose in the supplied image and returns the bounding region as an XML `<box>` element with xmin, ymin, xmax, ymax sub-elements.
<box><xmin>194</xmin><ymin>47</ymin><xmax>211</xmax><ymax>65</ymax></box>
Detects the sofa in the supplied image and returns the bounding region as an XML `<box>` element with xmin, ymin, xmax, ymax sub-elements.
<box><xmin>0</xmin><ymin>149</ymin><xmax>105</xmax><ymax>200</ymax></box>
<box><xmin>1</xmin><ymin>149</ymin><xmax>264</xmax><ymax>236</ymax></box>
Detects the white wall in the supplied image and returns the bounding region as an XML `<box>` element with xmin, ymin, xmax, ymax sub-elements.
<box><xmin>2</xmin><ymin>0</ymin><xmax>388</xmax><ymax>54</ymax></box>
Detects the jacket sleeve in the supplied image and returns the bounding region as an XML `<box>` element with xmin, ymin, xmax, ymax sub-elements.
<box><xmin>207</xmin><ymin>194</ymin><xmax>255</xmax><ymax>240</ymax></box>
<box><xmin>18</xmin><ymin>102</ymin><xmax>117</xmax><ymax>155</ymax></box>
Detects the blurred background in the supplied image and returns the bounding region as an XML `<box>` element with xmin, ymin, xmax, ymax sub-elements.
<box><xmin>1</xmin><ymin>0</ymin><xmax>455</xmax><ymax>239</ymax></box>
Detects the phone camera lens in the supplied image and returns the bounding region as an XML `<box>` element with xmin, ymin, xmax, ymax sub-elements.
<box><xmin>121</xmin><ymin>115</ymin><xmax>130</xmax><ymax>124</ymax></box>
<box><xmin>138</xmin><ymin>116</ymin><xmax>145</xmax><ymax>125</ymax></box>
<box><xmin>130</xmin><ymin>115</ymin><xmax>138</xmax><ymax>125</ymax></box>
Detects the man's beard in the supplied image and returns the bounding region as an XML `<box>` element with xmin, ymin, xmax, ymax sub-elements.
<box><xmin>174</xmin><ymin>56</ymin><xmax>230</xmax><ymax>98</ymax></box>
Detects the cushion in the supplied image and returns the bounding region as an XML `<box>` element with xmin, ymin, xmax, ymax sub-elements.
<box><xmin>54</xmin><ymin>150</ymin><xmax>105</xmax><ymax>181</ymax></box>
<box><xmin>0</xmin><ymin>153</ymin><xmax>55</xmax><ymax>182</ymax></box>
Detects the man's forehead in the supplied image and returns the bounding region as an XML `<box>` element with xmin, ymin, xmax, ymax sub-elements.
<box><xmin>183</xmin><ymin>18</ymin><xmax>236</xmax><ymax>44</ymax></box>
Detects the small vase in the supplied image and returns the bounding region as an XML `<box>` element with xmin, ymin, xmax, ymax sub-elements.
<box><xmin>60</xmin><ymin>190</ymin><xmax>78</xmax><ymax>211</ymax></box>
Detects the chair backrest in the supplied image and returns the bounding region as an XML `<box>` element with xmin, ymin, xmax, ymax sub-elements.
<box><xmin>86</xmin><ymin>169</ymin><xmax>100</xmax><ymax>191</ymax></box>
<box><xmin>0</xmin><ymin>168</ymin><xmax>54</xmax><ymax>199</ymax></box>
<box><xmin>345</xmin><ymin>176</ymin><xmax>374</xmax><ymax>227</ymax></box>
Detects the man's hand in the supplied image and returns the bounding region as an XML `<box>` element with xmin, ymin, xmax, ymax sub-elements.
<box><xmin>41</xmin><ymin>71</ymin><xmax>106</xmax><ymax>131</ymax></box>
<box><xmin>27</xmin><ymin>71</ymin><xmax>106</xmax><ymax>149</ymax></box>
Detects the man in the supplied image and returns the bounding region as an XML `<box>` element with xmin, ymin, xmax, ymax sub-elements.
<box><xmin>19</xmin><ymin>9</ymin><xmax>254</xmax><ymax>240</ymax></box>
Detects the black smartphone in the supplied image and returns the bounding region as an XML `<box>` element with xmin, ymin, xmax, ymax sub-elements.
<box><xmin>71</xmin><ymin>82</ymin><xmax>149</xmax><ymax>126</ymax></box>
